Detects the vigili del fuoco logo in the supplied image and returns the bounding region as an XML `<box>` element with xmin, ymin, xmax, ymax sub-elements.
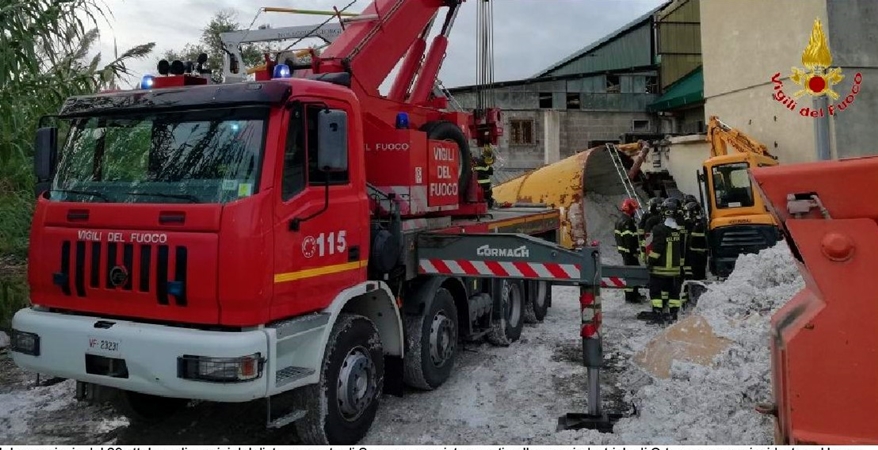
<box><xmin>771</xmin><ymin>18</ymin><xmax>863</xmax><ymax>118</ymax></box>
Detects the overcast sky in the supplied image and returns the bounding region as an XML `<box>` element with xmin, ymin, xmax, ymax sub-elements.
<box><xmin>95</xmin><ymin>0</ymin><xmax>667</xmax><ymax>89</ymax></box>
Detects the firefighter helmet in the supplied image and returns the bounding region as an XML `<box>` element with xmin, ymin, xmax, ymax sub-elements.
<box><xmin>620</xmin><ymin>198</ymin><xmax>639</xmax><ymax>215</ymax></box>
<box><xmin>683</xmin><ymin>194</ymin><xmax>698</xmax><ymax>205</ymax></box>
<box><xmin>683</xmin><ymin>201</ymin><xmax>702</xmax><ymax>219</ymax></box>
<box><xmin>647</xmin><ymin>197</ymin><xmax>663</xmax><ymax>214</ymax></box>
<box><xmin>661</xmin><ymin>197</ymin><xmax>682</xmax><ymax>218</ymax></box>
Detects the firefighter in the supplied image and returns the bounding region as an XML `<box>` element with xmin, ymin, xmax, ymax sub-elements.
<box><xmin>614</xmin><ymin>198</ymin><xmax>644</xmax><ymax>303</ymax></box>
<box><xmin>646</xmin><ymin>197</ymin><xmax>684</xmax><ymax>324</ymax></box>
<box><xmin>638</xmin><ymin>196</ymin><xmax>664</xmax><ymax>262</ymax></box>
<box><xmin>683</xmin><ymin>201</ymin><xmax>709</xmax><ymax>280</ymax></box>
<box><xmin>473</xmin><ymin>155</ymin><xmax>494</xmax><ymax>208</ymax></box>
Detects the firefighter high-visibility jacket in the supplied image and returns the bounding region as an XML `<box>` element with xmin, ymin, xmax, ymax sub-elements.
<box><xmin>614</xmin><ymin>214</ymin><xmax>639</xmax><ymax>255</ymax></box>
<box><xmin>647</xmin><ymin>223</ymin><xmax>683</xmax><ymax>277</ymax></box>
<box><xmin>473</xmin><ymin>159</ymin><xmax>493</xmax><ymax>185</ymax></box>
<box><xmin>685</xmin><ymin>217</ymin><xmax>709</xmax><ymax>262</ymax></box>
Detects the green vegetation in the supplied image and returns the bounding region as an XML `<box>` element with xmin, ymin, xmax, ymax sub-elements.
<box><xmin>0</xmin><ymin>0</ymin><xmax>154</xmax><ymax>329</ymax></box>
<box><xmin>0</xmin><ymin>4</ymin><xmax>278</xmax><ymax>329</ymax></box>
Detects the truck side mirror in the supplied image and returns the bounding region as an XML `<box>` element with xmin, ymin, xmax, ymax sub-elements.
<box><xmin>34</xmin><ymin>126</ymin><xmax>58</xmax><ymax>182</ymax></box>
<box><xmin>317</xmin><ymin>109</ymin><xmax>348</xmax><ymax>172</ymax></box>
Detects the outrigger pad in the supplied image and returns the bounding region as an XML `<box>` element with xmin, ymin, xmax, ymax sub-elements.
<box><xmin>556</xmin><ymin>412</ymin><xmax>626</xmax><ymax>433</ymax></box>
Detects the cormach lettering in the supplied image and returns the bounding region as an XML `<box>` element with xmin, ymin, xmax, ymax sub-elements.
<box><xmin>476</xmin><ymin>245</ymin><xmax>530</xmax><ymax>258</ymax></box>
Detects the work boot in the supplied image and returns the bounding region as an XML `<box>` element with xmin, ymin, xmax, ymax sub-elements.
<box><xmin>648</xmin><ymin>307</ymin><xmax>664</xmax><ymax>325</ymax></box>
<box><xmin>669</xmin><ymin>307</ymin><xmax>680</xmax><ymax>322</ymax></box>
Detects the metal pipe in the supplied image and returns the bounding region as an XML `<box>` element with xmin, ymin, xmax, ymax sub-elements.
<box><xmin>587</xmin><ymin>367</ymin><xmax>601</xmax><ymax>416</ymax></box>
<box><xmin>263</xmin><ymin>7</ymin><xmax>358</xmax><ymax>17</ymax></box>
<box><xmin>814</xmin><ymin>96</ymin><xmax>832</xmax><ymax>160</ymax></box>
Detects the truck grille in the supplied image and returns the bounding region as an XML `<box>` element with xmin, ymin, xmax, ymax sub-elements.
<box><xmin>56</xmin><ymin>240</ymin><xmax>188</xmax><ymax>306</ymax></box>
<box><xmin>719</xmin><ymin>229</ymin><xmax>770</xmax><ymax>249</ymax></box>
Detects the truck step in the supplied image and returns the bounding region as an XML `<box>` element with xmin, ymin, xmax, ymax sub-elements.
<box><xmin>267</xmin><ymin>409</ymin><xmax>307</xmax><ymax>429</ymax></box>
<box><xmin>276</xmin><ymin>366</ymin><xmax>315</xmax><ymax>387</ymax></box>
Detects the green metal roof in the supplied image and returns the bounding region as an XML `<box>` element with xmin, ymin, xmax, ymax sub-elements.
<box><xmin>647</xmin><ymin>66</ymin><xmax>703</xmax><ymax>111</ymax></box>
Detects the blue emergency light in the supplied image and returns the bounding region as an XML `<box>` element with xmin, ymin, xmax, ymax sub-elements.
<box><xmin>140</xmin><ymin>75</ymin><xmax>155</xmax><ymax>89</ymax></box>
<box><xmin>395</xmin><ymin>112</ymin><xmax>410</xmax><ymax>129</ymax></box>
<box><xmin>273</xmin><ymin>64</ymin><xmax>292</xmax><ymax>79</ymax></box>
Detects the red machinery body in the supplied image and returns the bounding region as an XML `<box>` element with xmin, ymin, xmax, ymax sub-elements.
<box><xmin>751</xmin><ymin>156</ymin><xmax>878</xmax><ymax>444</ymax></box>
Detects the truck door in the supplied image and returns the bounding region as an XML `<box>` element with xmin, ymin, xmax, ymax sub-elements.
<box><xmin>272</xmin><ymin>101</ymin><xmax>367</xmax><ymax>318</ymax></box>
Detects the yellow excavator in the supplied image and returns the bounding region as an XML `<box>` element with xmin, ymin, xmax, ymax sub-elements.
<box><xmin>700</xmin><ymin>115</ymin><xmax>781</xmax><ymax>277</ymax></box>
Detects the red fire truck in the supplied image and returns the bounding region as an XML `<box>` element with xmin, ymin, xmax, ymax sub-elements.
<box><xmin>10</xmin><ymin>0</ymin><xmax>648</xmax><ymax>444</ymax></box>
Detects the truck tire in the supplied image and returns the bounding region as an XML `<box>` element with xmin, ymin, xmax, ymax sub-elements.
<box><xmin>421</xmin><ymin>121</ymin><xmax>473</xmax><ymax>199</ymax></box>
<box><xmin>524</xmin><ymin>280</ymin><xmax>550</xmax><ymax>323</ymax></box>
<box><xmin>294</xmin><ymin>314</ymin><xmax>384</xmax><ymax>445</ymax></box>
<box><xmin>487</xmin><ymin>279</ymin><xmax>525</xmax><ymax>346</ymax></box>
<box><xmin>112</xmin><ymin>390</ymin><xmax>188</xmax><ymax>423</ymax></box>
<box><xmin>403</xmin><ymin>287</ymin><xmax>458</xmax><ymax>390</ymax></box>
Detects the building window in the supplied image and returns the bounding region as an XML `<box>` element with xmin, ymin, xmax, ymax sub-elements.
<box><xmin>566</xmin><ymin>93</ymin><xmax>580</xmax><ymax>110</ymax></box>
<box><xmin>538</xmin><ymin>92</ymin><xmax>553</xmax><ymax>109</ymax></box>
<box><xmin>632</xmin><ymin>119</ymin><xmax>650</xmax><ymax>132</ymax></box>
<box><xmin>606</xmin><ymin>75</ymin><xmax>620</xmax><ymax>93</ymax></box>
<box><xmin>510</xmin><ymin>119</ymin><xmax>535</xmax><ymax>146</ymax></box>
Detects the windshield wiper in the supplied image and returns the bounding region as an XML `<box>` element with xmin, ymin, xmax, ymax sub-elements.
<box><xmin>50</xmin><ymin>189</ymin><xmax>110</xmax><ymax>202</ymax></box>
<box><xmin>125</xmin><ymin>192</ymin><xmax>200</xmax><ymax>203</ymax></box>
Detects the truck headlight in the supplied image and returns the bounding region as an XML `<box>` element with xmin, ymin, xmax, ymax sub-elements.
<box><xmin>10</xmin><ymin>329</ymin><xmax>41</xmax><ymax>356</ymax></box>
<box><xmin>177</xmin><ymin>353</ymin><xmax>264</xmax><ymax>383</ymax></box>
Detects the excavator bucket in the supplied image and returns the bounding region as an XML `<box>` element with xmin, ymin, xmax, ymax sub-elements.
<box><xmin>749</xmin><ymin>156</ymin><xmax>878</xmax><ymax>445</ymax></box>
<box><xmin>492</xmin><ymin>144</ymin><xmax>648</xmax><ymax>249</ymax></box>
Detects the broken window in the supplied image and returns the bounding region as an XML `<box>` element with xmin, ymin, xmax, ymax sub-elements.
<box><xmin>510</xmin><ymin>119</ymin><xmax>535</xmax><ymax>145</ymax></box>
<box><xmin>538</xmin><ymin>92</ymin><xmax>553</xmax><ymax>109</ymax></box>
<box><xmin>606</xmin><ymin>75</ymin><xmax>621</xmax><ymax>93</ymax></box>
<box><xmin>645</xmin><ymin>76</ymin><xmax>659</xmax><ymax>94</ymax></box>
<box><xmin>566</xmin><ymin>93</ymin><xmax>581</xmax><ymax>110</ymax></box>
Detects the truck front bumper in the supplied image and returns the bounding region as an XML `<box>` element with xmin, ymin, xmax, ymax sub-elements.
<box><xmin>11</xmin><ymin>308</ymin><xmax>272</xmax><ymax>403</ymax></box>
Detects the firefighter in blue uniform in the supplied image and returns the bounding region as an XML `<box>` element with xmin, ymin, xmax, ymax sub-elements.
<box><xmin>680</xmin><ymin>200</ymin><xmax>709</xmax><ymax>307</ymax></box>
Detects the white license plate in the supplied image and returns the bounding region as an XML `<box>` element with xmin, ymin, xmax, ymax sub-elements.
<box><xmin>88</xmin><ymin>336</ymin><xmax>121</xmax><ymax>355</ymax></box>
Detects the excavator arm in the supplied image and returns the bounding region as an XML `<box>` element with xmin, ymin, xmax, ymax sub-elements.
<box><xmin>706</xmin><ymin>115</ymin><xmax>776</xmax><ymax>159</ymax></box>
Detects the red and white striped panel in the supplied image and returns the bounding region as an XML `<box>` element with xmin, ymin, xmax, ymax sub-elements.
<box><xmin>419</xmin><ymin>258</ymin><xmax>580</xmax><ymax>279</ymax></box>
<box><xmin>600</xmin><ymin>277</ymin><xmax>627</xmax><ymax>288</ymax></box>
<box><xmin>417</xmin><ymin>259</ymin><xmax>631</xmax><ymax>289</ymax></box>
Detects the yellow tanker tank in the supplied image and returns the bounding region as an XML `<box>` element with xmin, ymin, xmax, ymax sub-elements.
<box><xmin>493</xmin><ymin>143</ymin><xmax>646</xmax><ymax>249</ymax></box>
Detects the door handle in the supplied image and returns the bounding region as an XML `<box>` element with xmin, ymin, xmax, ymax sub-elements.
<box><xmin>348</xmin><ymin>246</ymin><xmax>360</xmax><ymax>262</ymax></box>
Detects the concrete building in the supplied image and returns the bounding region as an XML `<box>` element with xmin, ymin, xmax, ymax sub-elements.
<box><xmin>701</xmin><ymin>0</ymin><xmax>878</xmax><ymax>163</ymax></box>
<box><xmin>447</xmin><ymin>2</ymin><xmax>673</xmax><ymax>181</ymax></box>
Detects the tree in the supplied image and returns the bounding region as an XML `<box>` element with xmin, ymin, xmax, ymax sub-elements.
<box><xmin>0</xmin><ymin>0</ymin><xmax>154</xmax><ymax>257</ymax></box>
<box><xmin>162</xmin><ymin>10</ymin><xmax>267</xmax><ymax>83</ymax></box>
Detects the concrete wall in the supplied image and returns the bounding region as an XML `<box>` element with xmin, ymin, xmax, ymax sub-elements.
<box><xmin>701</xmin><ymin>0</ymin><xmax>827</xmax><ymax>165</ymax></box>
<box><xmin>486</xmin><ymin>108</ymin><xmax>655</xmax><ymax>170</ymax></box>
<box><xmin>701</xmin><ymin>0</ymin><xmax>878</xmax><ymax>163</ymax></box>
<box><xmin>826</xmin><ymin>0</ymin><xmax>878</xmax><ymax>159</ymax></box>
<box><xmin>648</xmin><ymin>135</ymin><xmax>712</xmax><ymax>199</ymax></box>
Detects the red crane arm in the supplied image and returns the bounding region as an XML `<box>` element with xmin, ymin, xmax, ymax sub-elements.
<box><xmin>314</xmin><ymin>0</ymin><xmax>460</xmax><ymax>99</ymax></box>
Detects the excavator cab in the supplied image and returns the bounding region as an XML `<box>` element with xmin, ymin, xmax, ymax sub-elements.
<box><xmin>700</xmin><ymin>151</ymin><xmax>780</xmax><ymax>277</ymax></box>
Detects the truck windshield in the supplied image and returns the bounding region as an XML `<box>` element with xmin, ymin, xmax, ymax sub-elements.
<box><xmin>51</xmin><ymin>107</ymin><xmax>268</xmax><ymax>204</ymax></box>
<box><xmin>711</xmin><ymin>162</ymin><xmax>755</xmax><ymax>209</ymax></box>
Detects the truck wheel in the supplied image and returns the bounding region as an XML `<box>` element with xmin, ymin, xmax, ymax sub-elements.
<box><xmin>112</xmin><ymin>390</ymin><xmax>188</xmax><ymax>423</ymax></box>
<box><xmin>421</xmin><ymin>121</ymin><xmax>473</xmax><ymax>199</ymax></box>
<box><xmin>294</xmin><ymin>314</ymin><xmax>384</xmax><ymax>445</ymax></box>
<box><xmin>487</xmin><ymin>280</ymin><xmax>525</xmax><ymax>346</ymax></box>
<box><xmin>524</xmin><ymin>280</ymin><xmax>550</xmax><ymax>323</ymax></box>
<box><xmin>403</xmin><ymin>287</ymin><xmax>458</xmax><ymax>390</ymax></box>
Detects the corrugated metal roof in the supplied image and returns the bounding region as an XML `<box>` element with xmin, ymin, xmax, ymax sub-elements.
<box><xmin>647</xmin><ymin>66</ymin><xmax>703</xmax><ymax>111</ymax></box>
<box><xmin>531</xmin><ymin>1</ymin><xmax>672</xmax><ymax>79</ymax></box>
